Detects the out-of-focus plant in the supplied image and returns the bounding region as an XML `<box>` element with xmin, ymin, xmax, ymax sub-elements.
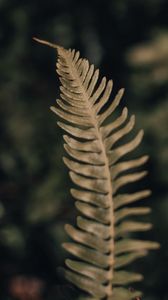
<box><xmin>9</xmin><ymin>276</ymin><xmax>45</xmax><ymax>300</ymax></box>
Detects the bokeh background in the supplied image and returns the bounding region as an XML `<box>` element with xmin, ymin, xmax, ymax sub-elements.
<box><xmin>0</xmin><ymin>0</ymin><xmax>168</xmax><ymax>299</ymax></box>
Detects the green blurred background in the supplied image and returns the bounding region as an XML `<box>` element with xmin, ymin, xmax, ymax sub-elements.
<box><xmin>0</xmin><ymin>0</ymin><xmax>168</xmax><ymax>299</ymax></box>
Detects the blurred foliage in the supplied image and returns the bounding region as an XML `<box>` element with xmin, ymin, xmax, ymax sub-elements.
<box><xmin>0</xmin><ymin>0</ymin><xmax>167</xmax><ymax>299</ymax></box>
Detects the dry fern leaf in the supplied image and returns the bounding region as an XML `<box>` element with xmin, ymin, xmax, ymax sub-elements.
<box><xmin>34</xmin><ymin>38</ymin><xmax>160</xmax><ymax>300</ymax></box>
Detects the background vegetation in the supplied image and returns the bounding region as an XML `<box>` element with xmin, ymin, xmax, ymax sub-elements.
<box><xmin>0</xmin><ymin>0</ymin><xmax>167</xmax><ymax>299</ymax></box>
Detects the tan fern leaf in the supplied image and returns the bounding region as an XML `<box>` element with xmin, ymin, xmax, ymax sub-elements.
<box><xmin>34</xmin><ymin>37</ymin><xmax>160</xmax><ymax>300</ymax></box>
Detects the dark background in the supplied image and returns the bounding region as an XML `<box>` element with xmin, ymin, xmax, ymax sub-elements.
<box><xmin>0</xmin><ymin>0</ymin><xmax>168</xmax><ymax>299</ymax></box>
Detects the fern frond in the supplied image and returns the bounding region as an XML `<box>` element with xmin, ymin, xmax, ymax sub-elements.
<box><xmin>35</xmin><ymin>38</ymin><xmax>160</xmax><ymax>300</ymax></box>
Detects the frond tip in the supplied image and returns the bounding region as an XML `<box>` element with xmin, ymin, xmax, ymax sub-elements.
<box><xmin>33</xmin><ymin>37</ymin><xmax>60</xmax><ymax>49</ymax></box>
<box><xmin>36</xmin><ymin>39</ymin><xmax>160</xmax><ymax>299</ymax></box>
